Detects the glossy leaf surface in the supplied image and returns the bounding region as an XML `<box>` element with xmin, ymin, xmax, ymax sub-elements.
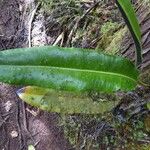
<box><xmin>116</xmin><ymin>0</ymin><xmax>142</xmax><ymax>65</ymax></box>
<box><xmin>0</xmin><ymin>46</ymin><xmax>139</xmax><ymax>93</ymax></box>
<box><xmin>17</xmin><ymin>86</ymin><xmax>119</xmax><ymax>114</ymax></box>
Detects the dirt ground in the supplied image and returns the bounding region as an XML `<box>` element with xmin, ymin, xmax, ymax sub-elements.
<box><xmin>0</xmin><ymin>0</ymin><xmax>72</xmax><ymax>150</ymax></box>
<box><xmin>0</xmin><ymin>0</ymin><xmax>150</xmax><ymax>150</ymax></box>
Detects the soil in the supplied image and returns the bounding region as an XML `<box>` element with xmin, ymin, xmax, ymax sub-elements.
<box><xmin>0</xmin><ymin>0</ymin><xmax>72</xmax><ymax>150</ymax></box>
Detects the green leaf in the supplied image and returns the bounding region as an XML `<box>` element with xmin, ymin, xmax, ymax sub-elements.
<box><xmin>0</xmin><ymin>46</ymin><xmax>139</xmax><ymax>93</ymax></box>
<box><xmin>17</xmin><ymin>86</ymin><xmax>119</xmax><ymax>114</ymax></box>
<box><xmin>116</xmin><ymin>0</ymin><xmax>142</xmax><ymax>66</ymax></box>
<box><xmin>28</xmin><ymin>145</ymin><xmax>35</xmax><ymax>150</ymax></box>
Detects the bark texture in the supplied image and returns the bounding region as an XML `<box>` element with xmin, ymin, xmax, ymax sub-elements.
<box><xmin>121</xmin><ymin>1</ymin><xmax>150</xmax><ymax>71</ymax></box>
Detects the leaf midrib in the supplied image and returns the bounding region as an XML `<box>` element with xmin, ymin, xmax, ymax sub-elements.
<box><xmin>1</xmin><ymin>65</ymin><xmax>137</xmax><ymax>83</ymax></box>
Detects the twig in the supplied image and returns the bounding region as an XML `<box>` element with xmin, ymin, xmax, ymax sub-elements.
<box><xmin>20</xmin><ymin>3</ymin><xmax>28</xmax><ymax>30</ymax></box>
<box><xmin>80</xmin><ymin>1</ymin><xmax>101</xmax><ymax>21</ymax></box>
<box><xmin>0</xmin><ymin>116</ymin><xmax>9</xmax><ymax>127</ymax></box>
<box><xmin>53</xmin><ymin>32</ymin><xmax>64</xmax><ymax>46</ymax></box>
<box><xmin>138</xmin><ymin>81</ymin><xmax>150</xmax><ymax>88</ymax></box>
<box><xmin>22</xmin><ymin>101</ymin><xmax>28</xmax><ymax>132</ymax></box>
<box><xmin>28</xmin><ymin>2</ymin><xmax>40</xmax><ymax>48</ymax></box>
<box><xmin>16</xmin><ymin>99</ymin><xmax>23</xmax><ymax>150</ymax></box>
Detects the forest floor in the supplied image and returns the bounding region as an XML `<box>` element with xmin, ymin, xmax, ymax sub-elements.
<box><xmin>0</xmin><ymin>0</ymin><xmax>150</xmax><ymax>150</ymax></box>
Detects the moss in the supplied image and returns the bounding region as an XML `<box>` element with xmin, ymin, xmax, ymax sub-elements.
<box><xmin>140</xmin><ymin>144</ymin><xmax>150</xmax><ymax>150</ymax></box>
<box><xmin>96</xmin><ymin>22</ymin><xmax>126</xmax><ymax>54</ymax></box>
<box><xmin>37</xmin><ymin>0</ymin><xmax>80</xmax><ymax>13</ymax></box>
<box><xmin>100</xmin><ymin>22</ymin><xmax>120</xmax><ymax>34</ymax></box>
<box><xmin>105</xmin><ymin>27</ymin><xmax>127</xmax><ymax>54</ymax></box>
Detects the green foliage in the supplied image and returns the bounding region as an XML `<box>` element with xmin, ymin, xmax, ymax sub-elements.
<box><xmin>0</xmin><ymin>0</ymin><xmax>142</xmax><ymax>115</ymax></box>
<box><xmin>38</xmin><ymin>0</ymin><xmax>80</xmax><ymax>14</ymax></box>
<box><xmin>116</xmin><ymin>0</ymin><xmax>142</xmax><ymax>65</ymax></box>
<box><xmin>28</xmin><ymin>145</ymin><xmax>35</xmax><ymax>150</ymax></box>
<box><xmin>0</xmin><ymin>46</ymin><xmax>139</xmax><ymax>93</ymax></box>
